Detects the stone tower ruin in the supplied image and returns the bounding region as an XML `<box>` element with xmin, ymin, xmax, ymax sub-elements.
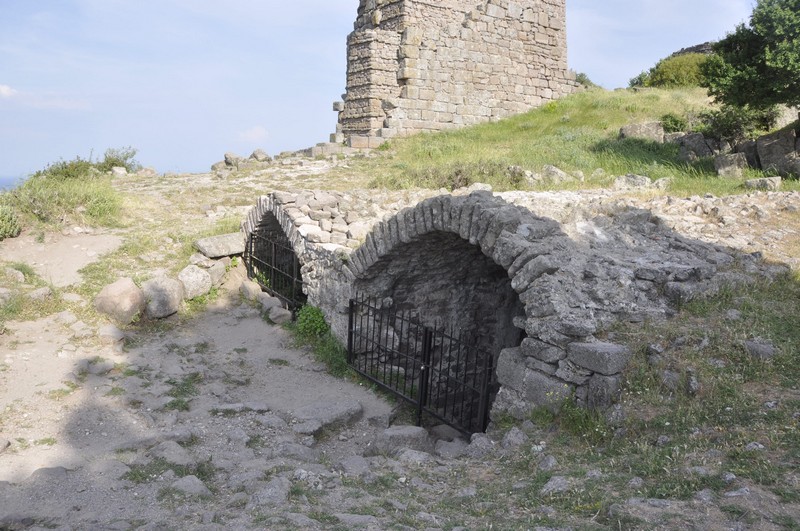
<box><xmin>332</xmin><ymin>0</ymin><xmax>576</xmax><ymax>148</ymax></box>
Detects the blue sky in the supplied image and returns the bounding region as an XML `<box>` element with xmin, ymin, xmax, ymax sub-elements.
<box><xmin>0</xmin><ymin>0</ymin><xmax>754</xmax><ymax>181</ymax></box>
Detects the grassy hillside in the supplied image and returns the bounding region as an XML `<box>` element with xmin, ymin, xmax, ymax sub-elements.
<box><xmin>355</xmin><ymin>87</ymin><xmax>798</xmax><ymax>196</ymax></box>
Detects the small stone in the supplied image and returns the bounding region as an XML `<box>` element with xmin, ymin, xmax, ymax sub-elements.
<box><xmin>744</xmin><ymin>442</ymin><xmax>766</xmax><ymax>452</ymax></box>
<box><xmin>743</xmin><ymin>339</ymin><xmax>777</xmax><ymax>360</ymax></box>
<box><xmin>171</xmin><ymin>475</ymin><xmax>211</xmax><ymax>498</ymax></box>
<box><xmin>656</xmin><ymin>435</ymin><xmax>671</xmax><ymax>447</ymax></box>
<box><xmin>627</xmin><ymin>477</ymin><xmax>644</xmax><ymax>489</ymax></box>
<box><xmin>722</xmin><ymin>472</ymin><xmax>737</xmax><ymax>484</ymax></box>
<box><xmin>4</xmin><ymin>268</ymin><xmax>25</xmax><ymax>283</ymax></box>
<box><xmin>694</xmin><ymin>489</ymin><xmax>715</xmax><ymax>503</ymax></box>
<box><xmin>501</xmin><ymin>427</ymin><xmax>528</xmax><ymax>449</ymax></box>
<box><xmin>540</xmin><ymin>476</ymin><xmax>570</xmax><ymax>496</ymax></box>
<box><xmin>724</xmin><ymin>487</ymin><xmax>751</xmax><ymax>498</ymax></box>
<box><xmin>538</xmin><ymin>455</ymin><xmax>558</xmax><ymax>472</ymax></box>
<box><xmin>28</xmin><ymin>287</ymin><xmax>52</xmax><ymax>302</ymax></box>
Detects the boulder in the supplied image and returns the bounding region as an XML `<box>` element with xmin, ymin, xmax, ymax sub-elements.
<box><xmin>194</xmin><ymin>233</ymin><xmax>245</xmax><ymax>258</ymax></box>
<box><xmin>714</xmin><ymin>153</ymin><xmax>748</xmax><ymax>178</ymax></box>
<box><xmin>224</xmin><ymin>152</ymin><xmax>243</xmax><ymax>167</ymax></box>
<box><xmin>250</xmin><ymin>149</ymin><xmax>272</xmax><ymax>162</ymax></box>
<box><xmin>542</xmin><ymin>165</ymin><xmax>572</xmax><ymax>183</ymax></box>
<box><xmin>735</xmin><ymin>140</ymin><xmax>759</xmax><ymax>168</ymax></box>
<box><xmin>177</xmin><ymin>265</ymin><xmax>212</xmax><ymax>300</ymax></box>
<box><xmin>756</xmin><ymin>128</ymin><xmax>796</xmax><ymax>173</ymax></box>
<box><xmin>620</xmin><ymin>122</ymin><xmax>665</xmax><ymax>143</ymax></box>
<box><xmin>110</xmin><ymin>166</ymin><xmax>127</xmax><ymax>177</ymax></box>
<box><xmin>678</xmin><ymin>132</ymin><xmax>714</xmax><ymax>161</ymax></box>
<box><xmin>142</xmin><ymin>277</ymin><xmax>184</xmax><ymax>319</ymax></box>
<box><xmin>208</xmin><ymin>261</ymin><xmax>228</xmax><ymax>286</ymax></box>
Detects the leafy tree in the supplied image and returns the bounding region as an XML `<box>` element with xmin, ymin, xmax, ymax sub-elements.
<box><xmin>701</xmin><ymin>0</ymin><xmax>800</xmax><ymax>108</ymax></box>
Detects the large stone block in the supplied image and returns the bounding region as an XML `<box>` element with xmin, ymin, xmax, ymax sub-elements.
<box><xmin>567</xmin><ymin>342</ymin><xmax>631</xmax><ymax>375</ymax></box>
<box><xmin>142</xmin><ymin>277</ymin><xmax>184</xmax><ymax>319</ymax></box>
<box><xmin>94</xmin><ymin>277</ymin><xmax>145</xmax><ymax>325</ymax></box>
<box><xmin>522</xmin><ymin>370</ymin><xmax>573</xmax><ymax>413</ymax></box>
<box><xmin>195</xmin><ymin>233</ymin><xmax>245</xmax><ymax>258</ymax></box>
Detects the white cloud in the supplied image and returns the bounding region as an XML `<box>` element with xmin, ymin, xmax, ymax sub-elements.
<box><xmin>238</xmin><ymin>125</ymin><xmax>269</xmax><ymax>143</ymax></box>
<box><xmin>0</xmin><ymin>85</ymin><xmax>18</xmax><ymax>98</ymax></box>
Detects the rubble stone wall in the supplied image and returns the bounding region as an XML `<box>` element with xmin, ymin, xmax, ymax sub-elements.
<box><xmin>335</xmin><ymin>0</ymin><xmax>576</xmax><ymax>147</ymax></box>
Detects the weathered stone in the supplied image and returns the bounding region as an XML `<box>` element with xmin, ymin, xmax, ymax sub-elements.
<box><xmin>142</xmin><ymin>277</ymin><xmax>184</xmax><ymax>319</ymax></box>
<box><xmin>743</xmin><ymin>339</ymin><xmax>777</xmax><ymax>360</ymax></box>
<box><xmin>224</xmin><ymin>152</ymin><xmax>243</xmax><ymax>167</ymax></box>
<box><xmin>522</xmin><ymin>370</ymin><xmax>573</xmax><ymax>412</ymax></box>
<box><xmin>744</xmin><ymin>177</ymin><xmax>782</xmax><ymax>191</ymax></box>
<box><xmin>257</xmin><ymin>293</ymin><xmax>281</xmax><ymax>312</ymax></box>
<box><xmin>511</xmin><ymin>255</ymin><xmax>559</xmax><ymax>292</ymax></box>
<box><xmin>367</xmin><ymin>425</ymin><xmax>433</xmax><ymax>456</ymax></box>
<box><xmin>620</xmin><ymin>122</ymin><xmax>664</xmax><ymax>143</ymax></box>
<box><xmin>756</xmin><ymin>128</ymin><xmax>796</xmax><ymax>172</ymax></box>
<box><xmin>178</xmin><ymin>265</ymin><xmax>212</xmax><ymax>300</ymax></box>
<box><xmin>291</xmin><ymin>399</ymin><xmax>362</xmax><ymax>435</ymax></box>
<box><xmin>678</xmin><ymin>132</ymin><xmax>714</xmax><ymax>159</ymax></box>
<box><xmin>268</xmin><ymin>306</ymin><xmax>293</xmax><ymax>325</ymax></box>
<box><xmin>248</xmin><ymin>477</ymin><xmax>290</xmax><ymax>508</ymax></box>
<box><xmin>4</xmin><ymin>268</ymin><xmax>24</xmax><ymax>283</ymax></box>
<box><xmin>714</xmin><ymin>153</ymin><xmax>748</xmax><ymax>177</ymax></box>
<box><xmin>587</xmin><ymin>374</ymin><xmax>622</xmax><ymax>409</ymax></box>
<box><xmin>94</xmin><ymin>277</ymin><xmax>145</xmax><ymax>325</ymax></box>
<box><xmin>540</xmin><ymin>475</ymin><xmax>571</xmax><ymax>496</ymax></box>
<box><xmin>239</xmin><ymin>280</ymin><xmax>262</xmax><ymax>301</ymax></box>
<box><xmin>208</xmin><ymin>261</ymin><xmax>227</xmax><ymax>286</ymax></box>
<box><xmin>149</xmin><ymin>441</ymin><xmax>193</xmax><ymax>466</ymax></box>
<box><xmin>250</xmin><ymin>149</ymin><xmax>271</xmax><ymax>162</ymax></box>
<box><xmin>521</xmin><ymin>338</ymin><xmax>567</xmax><ymax>363</ymax></box>
<box><xmin>171</xmin><ymin>475</ymin><xmax>211</xmax><ymax>498</ymax></box>
<box><xmin>567</xmin><ymin>342</ymin><xmax>631</xmax><ymax>375</ymax></box>
<box><xmin>194</xmin><ymin>233</ymin><xmax>245</xmax><ymax>258</ymax></box>
<box><xmin>614</xmin><ymin>174</ymin><xmax>652</xmax><ymax>189</ymax></box>
<box><xmin>556</xmin><ymin>359</ymin><xmax>592</xmax><ymax>385</ymax></box>
<box><xmin>28</xmin><ymin>287</ymin><xmax>52</xmax><ymax>302</ymax></box>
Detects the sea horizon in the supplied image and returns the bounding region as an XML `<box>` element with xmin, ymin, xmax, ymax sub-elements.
<box><xmin>0</xmin><ymin>175</ymin><xmax>25</xmax><ymax>191</ymax></box>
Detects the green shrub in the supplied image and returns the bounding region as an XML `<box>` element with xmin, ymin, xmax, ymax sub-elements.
<box><xmin>574</xmin><ymin>72</ymin><xmax>598</xmax><ymax>89</ymax></box>
<box><xmin>296</xmin><ymin>305</ymin><xmax>329</xmax><ymax>339</ymax></box>
<box><xmin>661</xmin><ymin>112</ymin><xmax>688</xmax><ymax>133</ymax></box>
<box><xmin>95</xmin><ymin>146</ymin><xmax>142</xmax><ymax>174</ymax></box>
<box><xmin>698</xmin><ymin>104</ymin><xmax>780</xmax><ymax>143</ymax></box>
<box><xmin>631</xmin><ymin>54</ymin><xmax>709</xmax><ymax>89</ymax></box>
<box><xmin>32</xmin><ymin>157</ymin><xmax>96</xmax><ymax>181</ymax></box>
<box><xmin>0</xmin><ymin>205</ymin><xmax>21</xmax><ymax>240</ymax></box>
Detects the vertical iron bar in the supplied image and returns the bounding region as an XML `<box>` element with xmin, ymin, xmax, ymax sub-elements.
<box><xmin>417</xmin><ymin>327</ymin><xmax>433</xmax><ymax>427</ymax></box>
<box><xmin>347</xmin><ymin>299</ymin><xmax>355</xmax><ymax>364</ymax></box>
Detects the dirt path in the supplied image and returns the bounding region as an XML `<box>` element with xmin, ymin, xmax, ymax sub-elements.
<box><xmin>0</xmin><ymin>284</ymin><xmax>401</xmax><ymax>529</ymax></box>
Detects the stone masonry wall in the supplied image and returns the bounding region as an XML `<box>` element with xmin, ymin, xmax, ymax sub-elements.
<box><xmin>242</xmin><ymin>187</ymin><xmax>790</xmax><ymax>424</ymax></box>
<box><xmin>335</xmin><ymin>0</ymin><xmax>576</xmax><ymax>147</ymax></box>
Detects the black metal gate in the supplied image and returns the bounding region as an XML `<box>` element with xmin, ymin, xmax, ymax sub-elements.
<box><xmin>245</xmin><ymin>212</ymin><xmax>307</xmax><ymax>313</ymax></box>
<box><xmin>347</xmin><ymin>294</ymin><xmax>494</xmax><ymax>435</ymax></box>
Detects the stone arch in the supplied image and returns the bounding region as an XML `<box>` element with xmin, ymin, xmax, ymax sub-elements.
<box><xmin>345</xmin><ymin>191</ymin><xmax>613</xmax><ymax>421</ymax></box>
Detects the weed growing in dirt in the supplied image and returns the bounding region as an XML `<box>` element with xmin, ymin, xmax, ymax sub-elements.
<box><xmin>286</xmin><ymin>305</ymin><xmax>350</xmax><ymax>377</ymax></box>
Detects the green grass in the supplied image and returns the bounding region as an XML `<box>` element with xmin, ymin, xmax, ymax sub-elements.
<box><xmin>356</xmin><ymin>87</ymin><xmax>800</xmax><ymax>196</ymax></box>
